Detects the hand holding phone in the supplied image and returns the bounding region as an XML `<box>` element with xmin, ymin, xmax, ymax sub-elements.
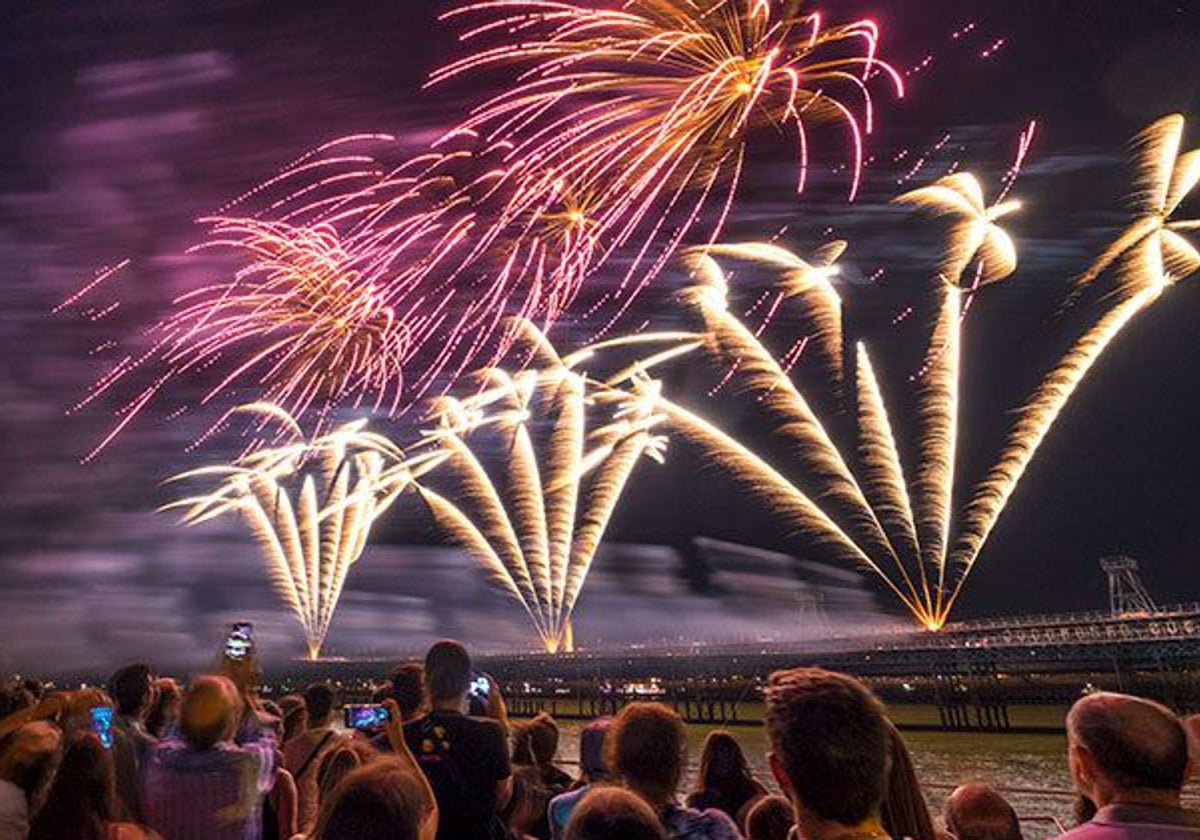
<box><xmin>90</xmin><ymin>706</ymin><xmax>115</xmax><ymax>749</ymax></box>
<box><xmin>344</xmin><ymin>704</ymin><xmax>391</xmax><ymax>731</ymax></box>
<box><xmin>224</xmin><ymin>622</ymin><xmax>254</xmax><ymax>661</ymax></box>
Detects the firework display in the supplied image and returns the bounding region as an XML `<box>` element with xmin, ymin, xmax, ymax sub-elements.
<box><xmin>162</xmin><ymin>404</ymin><xmax>426</xmax><ymax>659</ymax></box>
<box><xmin>651</xmin><ymin>116</ymin><xmax>1198</xmax><ymax>630</ymax></box>
<box><xmin>432</xmin><ymin>0</ymin><xmax>903</xmax><ymax>328</ymax></box>
<box><xmin>949</xmin><ymin>115</ymin><xmax>1200</xmax><ymax>597</ymax></box>
<box><xmin>58</xmin><ymin>0</ymin><xmax>1200</xmax><ymax>654</ymax></box>
<box><xmin>407</xmin><ymin>326</ymin><xmax>679</xmax><ymax>652</ymax></box>
<box><xmin>76</xmin><ymin>0</ymin><xmax>900</xmax><ymax>457</ymax></box>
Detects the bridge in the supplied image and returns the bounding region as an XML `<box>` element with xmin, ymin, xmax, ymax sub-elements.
<box><xmin>277</xmin><ymin>557</ymin><xmax>1200</xmax><ymax>731</ymax></box>
<box><xmin>484</xmin><ymin>601</ymin><xmax>1200</xmax><ymax>731</ymax></box>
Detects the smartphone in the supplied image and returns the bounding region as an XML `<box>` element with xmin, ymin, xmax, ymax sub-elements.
<box><xmin>469</xmin><ymin>674</ymin><xmax>490</xmax><ymax>703</ymax></box>
<box><xmin>91</xmin><ymin>706</ymin><xmax>115</xmax><ymax>750</ymax></box>
<box><xmin>344</xmin><ymin>704</ymin><xmax>390</xmax><ymax>731</ymax></box>
<box><xmin>224</xmin><ymin>622</ymin><xmax>254</xmax><ymax>661</ymax></box>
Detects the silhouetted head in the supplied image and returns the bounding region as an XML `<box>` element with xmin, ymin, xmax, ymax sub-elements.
<box><xmin>697</xmin><ymin>729</ymin><xmax>755</xmax><ymax>795</ymax></box>
<box><xmin>424</xmin><ymin>640</ymin><xmax>471</xmax><ymax>704</ymax></box>
<box><xmin>180</xmin><ymin>676</ymin><xmax>238</xmax><ymax>750</ymax></box>
<box><xmin>0</xmin><ymin>722</ymin><xmax>63</xmax><ymax>818</ymax></box>
<box><xmin>1067</xmin><ymin>692</ymin><xmax>1191</xmax><ymax>806</ymax></box>
<box><xmin>606</xmin><ymin>702</ymin><xmax>685</xmax><ymax>805</ymax></box>
<box><xmin>145</xmin><ymin>678</ymin><xmax>181</xmax><ymax>738</ymax></box>
<box><xmin>765</xmin><ymin>668</ymin><xmax>889</xmax><ymax>829</ymax></box>
<box><xmin>579</xmin><ymin>718</ymin><xmax>611</xmax><ymax>782</ymax></box>
<box><xmin>310</xmin><ymin>755</ymin><xmax>436</xmax><ymax>840</ymax></box>
<box><xmin>107</xmin><ymin>664</ymin><xmax>154</xmax><ymax>717</ymax></box>
<box><xmin>0</xmin><ymin>684</ymin><xmax>33</xmax><ymax>720</ymax></box>
<box><xmin>746</xmin><ymin>795</ymin><xmax>795</xmax><ymax>840</ymax></box>
<box><xmin>564</xmin><ymin>785</ymin><xmax>667</xmax><ymax>840</ymax></box>
<box><xmin>29</xmin><ymin>734</ymin><xmax>117</xmax><ymax>840</ymax></box>
<box><xmin>530</xmin><ymin>713</ymin><xmax>561</xmax><ymax>766</ymax></box>
<box><xmin>22</xmin><ymin>680</ymin><xmax>44</xmax><ymax>702</ymax></box>
<box><xmin>318</xmin><ymin>740</ymin><xmax>379</xmax><ymax>805</ymax></box>
<box><xmin>944</xmin><ymin>783</ymin><xmax>1022</xmax><ymax>840</ymax></box>
<box><xmin>304</xmin><ymin>682</ymin><xmax>338</xmax><ymax>728</ymax></box>
<box><xmin>388</xmin><ymin>664</ymin><xmax>425</xmax><ymax>720</ymax></box>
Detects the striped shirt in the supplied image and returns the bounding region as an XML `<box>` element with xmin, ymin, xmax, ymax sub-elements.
<box><xmin>142</xmin><ymin>726</ymin><xmax>278</xmax><ymax>840</ymax></box>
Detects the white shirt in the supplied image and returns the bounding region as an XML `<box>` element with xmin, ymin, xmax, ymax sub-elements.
<box><xmin>0</xmin><ymin>778</ymin><xmax>28</xmax><ymax>840</ymax></box>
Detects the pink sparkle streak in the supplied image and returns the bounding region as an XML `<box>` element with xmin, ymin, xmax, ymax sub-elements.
<box><xmin>73</xmin><ymin>1</ymin><xmax>903</xmax><ymax>458</ymax></box>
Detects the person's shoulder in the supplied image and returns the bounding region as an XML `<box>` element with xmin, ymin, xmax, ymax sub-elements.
<box><xmin>1057</xmin><ymin>822</ymin><xmax>1121</xmax><ymax>840</ymax></box>
<box><xmin>462</xmin><ymin>714</ymin><xmax>505</xmax><ymax>735</ymax></box>
<box><xmin>147</xmin><ymin>736</ymin><xmax>189</xmax><ymax>761</ymax></box>
<box><xmin>401</xmin><ymin>715</ymin><xmax>429</xmax><ymax>737</ymax></box>
<box><xmin>550</xmin><ymin>785</ymin><xmax>588</xmax><ymax>810</ymax></box>
<box><xmin>0</xmin><ymin>778</ymin><xmax>24</xmax><ymax>801</ymax></box>
<box><xmin>698</xmin><ymin>805</ymin><xmax>739</xmax><ymax>831</ymax></box>
<box><xmin>666</xmin><ymin>804</ymin><xmax>740</xmax><ymax>840</ymax></box>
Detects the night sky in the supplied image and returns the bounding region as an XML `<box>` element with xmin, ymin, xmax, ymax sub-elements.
<box><xmin>2</xmin><ymin>1</ymin><xmax>1200</xmax><ymax>673</ymax></box>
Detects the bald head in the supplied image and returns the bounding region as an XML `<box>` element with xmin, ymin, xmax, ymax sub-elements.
<box><xmin>181</xmin><ymin>675</ymin><xmax>239</xmax><ymax>750</ymax></box>
<box><xmin>1067</xmin><ymin>693</ymin><xmax>1190</xmax><ymax>796</ymax></box>
<box><xmin>944</xmin><ymin>784</ymin><xmax>1022</xmax><ymax>840</ymax></box>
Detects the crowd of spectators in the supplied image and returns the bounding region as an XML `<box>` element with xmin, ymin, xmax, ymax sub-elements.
<box><xmin>0</xmin><ymin>639</ymin><xmax>1197</xmax><ymax>840</ymax></box>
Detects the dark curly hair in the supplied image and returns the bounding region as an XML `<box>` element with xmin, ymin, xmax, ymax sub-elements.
<box><xmin>765</xmin><ymin>667</ymin><xmax>889</xmax><ymax>826</ymax></box>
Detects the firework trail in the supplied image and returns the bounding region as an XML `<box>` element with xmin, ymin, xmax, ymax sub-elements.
<box><xmin>1076</xmin><ymin>115</ymin><xmax>1200</xmax><ymax>296</ymax></box>
<box><xmin>75</xmin><ymin>2</ymin><xmax>901</xmax><ymax>457</ymax></box>
<box><xmin>410</xmin><ymin>325</ymin><xmax>678</xmax><ymax>652</ymax></box>
<box><xmin>663</xmin><ymin>167</ymin><xmax>1023</xmax><ymax>628</ymax></box>
<box><xmin>681</xmin><ymin>248</ymin><xmax>901</xmax><ymax>566</ymax></box>
<box><xmin>703</xmin><ymin>241</ymin><xmax>847</xmax><ymax>382</ymax></box>
<box><xmin>913</xmin><ymin>284</ymin><xmax>959</xmax><ymax>615</ymax></box>
<box><xmin>648</xmin><ymin>394</ymin><xmax>927</xmax><ymax>618</ymax></box>
<box><xmin>854</xmin><ymin>343</ymin><xmax>922</xmax><ymax>590</ymax></box>
<box><xmin>73</xmin><ymin>139</ymin><xmax>487</xmax><ymax>458</ymax></box>
<box><xmin>891</xmin><ymin>173</ymin><xmax>1020</xmax><ymax>619</ymax></box>
<box><xmin>667</xmin><ymin>117</ymin><xmax>1198</xmax><ymax>630</ymax></box>
<box><xmin>948</xmin><ymin>284</ymin><xmax>1161</xmax><ymax>611</ymax></box>
<box><xmin>163</xmin><ymin>405</ymin><xmax>417</xmax><ymax>659</ymax></box>
<box><xmin>949</xmin><ymin>115</ymin><xmax>1200</xmax><ymax>600</ymax></box>
<box><xmin>431</xmin><ymin>0</ymin><xmax>903</xmax><ymax>331</ymax></box>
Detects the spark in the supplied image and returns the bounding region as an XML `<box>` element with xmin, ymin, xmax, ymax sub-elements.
<box><xmin>410</xmin><ymin>324</ymin><xmax>686</xmax><ymax>652</ymax></box>
<box><xmin>950</xmin><ymin>114</ymin><xmax>1200</xmax><ymax>596</ymax></box>
<box><xmin>657</xmin><ymin>167</ymin><xmax>1025</xmax><ymax>629</ymax></box>
<box><xmin>432</xmin><ymin>0</ymin><xmax>903</xmax><ymax>332</ymax></box>
<box><xmin>162</xmin><ymin>405</ymin><xmax>414</xmax><ymax>659</ymax></box>
<box><xmin>1075</xmin><ymin>114</ymin><xmax>1200</xmax><ymax>297</ymax></box>
<box><xmin>53</xmin><ymin>259</ymin><xmax>131</xmax><ymax>315</ymax></box>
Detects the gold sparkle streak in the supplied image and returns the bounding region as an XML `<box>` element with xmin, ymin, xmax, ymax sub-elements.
<box><xmin>854</xmin><ymin>343</ymin><xmax>922</xmax><ymax>591</ymax></box>
<box><xmin>163</xmin><ymin>405</ymin><xmax>409</xmax><ymax>659</ymax></box>
<box><xmin>412</xmin><ymin>324</ymin><xmax>687</xmax><ymax>653</ymax></box>
<box><xmin>914</xmin><ymin>284</ymin><xmax>960</xmax><ymax>617</ymax></box>
<box><xmin>950</xmin><ymin>116</ymin><xmax>1200</xmax><ymax>607</ymax></box>
<box><xmin>681</xmin><ymin>249</ymin><xmax>900</xmax><ymax>565</ymax></box>
<box><xmin>893</xmin><ymin>173</ymin><xmax>1020</xmax><ymax>288</ymax></box>
<box><xmin>1076</xmin><ymin>115</ymin><xmax>1200</xmax><ymax>296</ymax></box>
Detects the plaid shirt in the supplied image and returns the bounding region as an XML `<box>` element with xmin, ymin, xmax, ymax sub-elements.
<box><xmin>142</xmin><ymin>724</ymin><xmax>278</xmax><ymax>840</ymax></box>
